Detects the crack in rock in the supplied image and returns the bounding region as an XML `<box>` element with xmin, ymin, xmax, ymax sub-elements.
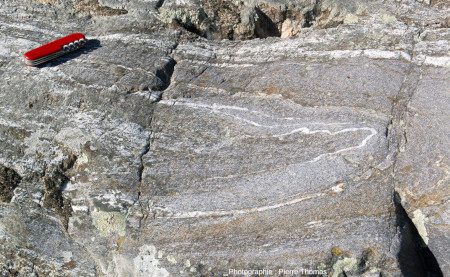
<box><xmin>0</xmin><ymin>165</ymin><xmax>22</xmax><ymax>203</ymax></box>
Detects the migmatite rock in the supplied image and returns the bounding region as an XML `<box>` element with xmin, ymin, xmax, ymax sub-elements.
<box><xmin>0</xmin><ymin>0</ymin><xmax>448</xmax><ymax>276</ymax></box>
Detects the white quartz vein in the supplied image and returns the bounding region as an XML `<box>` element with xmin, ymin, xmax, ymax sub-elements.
<box><xmin>156</xmin><ymin>192</ymin><xmax>326</xmax><ymax>219</ymax></box>
<box><xmin>154</xmin><ymin>100</ymin><xmax>379</xmax><ymax>219</ymax></box>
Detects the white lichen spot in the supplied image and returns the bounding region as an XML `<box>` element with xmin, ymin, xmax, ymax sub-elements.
<box><xmin>344</xmin><ymin>14</ymin><xmax>359</xmax><ymax>24</ymax></box>
<box><xmin>62</xmin><ymin>251</ymin><xmax>73</xmax><ymax>263</ymax></box>
<box><xmin>133</xmin><ymin>245</ymin><xmax>169</xmax><ymax>277</ymax></box>
<box><xmin>332</xmin><ymin>257</ymin><xmax>358</xmax><ymax>277</ymax></box>
<box><xmin>91</xmin><ymin>211</ymin><xmax>127</xmax><ymax>237</ymax></box>
<box><xmin>184</xmin><ymin>259</ymin><xmax>191</xmax><ymax>268</ymax></box>
<box><xmin>412</xmin><ymin>209</ymin><xmax>429</xmax><ymax>245</ymax></box>
<box><xmin>317</xmin><ymin>263</ymin><xmax>327</xmax><ymax>271</ymax></box>
<box><xmin>76</xmin><ymin>153</ymin><xmax>89</xmax><ymax>166</ymax></box>
<box><xmin>355</xmin><ymin>6</ymin><xmax>366</xmax><ymax>16</ymax></box>
<box><xmin>167</xmin><ymin>255</ymin><xmax>177</xmax><ymax>264</ymax></box>
<box><xmin>158</xmin><ymin>250</ymin><xmax>164</xmax><ymax>259</ymax></box>
<box><xmin>380</xmin><ymin>14</ymin><xmax>397</xmax><ymax>23</ymax></box>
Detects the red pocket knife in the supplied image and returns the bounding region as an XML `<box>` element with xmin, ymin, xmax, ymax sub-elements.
<box><xmin>24</xmin><ymin>33</ymin><xmax>86</xmax><ymax>66</ymax></box>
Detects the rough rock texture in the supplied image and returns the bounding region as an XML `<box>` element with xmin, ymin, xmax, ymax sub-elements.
<box><xmin>0</xmin><ymin>0</ymin><xmax>448</xmax><ymax>276</ymax></box>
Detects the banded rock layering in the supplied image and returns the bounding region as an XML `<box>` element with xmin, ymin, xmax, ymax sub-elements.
<box><xmin>0</xmin><ymin>0</ymin><xmax>448</xmax><ymax>276</ymax></box>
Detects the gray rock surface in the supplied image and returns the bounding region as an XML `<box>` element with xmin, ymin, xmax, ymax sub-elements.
<box><xmin>0</xmin><ymin>0</ymin><xmax>448</xmax><ymax>276</ymax></box>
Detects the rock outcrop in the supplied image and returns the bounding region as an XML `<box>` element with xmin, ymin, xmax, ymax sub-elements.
<box><xmin>0</xmin><ymin>0</ymin><xmax>448</xmax><ymax>276</ymax></box>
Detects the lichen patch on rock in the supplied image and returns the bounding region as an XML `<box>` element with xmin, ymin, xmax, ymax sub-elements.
<box><xmin>91</xmin><ymin>210</ymin><xmax>127</xmax><ymax>237</ymax></box>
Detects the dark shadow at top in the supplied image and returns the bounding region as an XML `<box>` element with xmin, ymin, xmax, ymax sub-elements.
<box><xmin>37</xmin><ymin>39</ymin><xmax>102</xmax><ymax>68</ymax></box>
<box><xmin>254</xmin><ymin>8</ymin><xmax>280</xmax><ymax>38</ymax></box>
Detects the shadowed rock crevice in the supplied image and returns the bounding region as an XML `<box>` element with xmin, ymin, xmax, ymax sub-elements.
<box><xmin>155</xmin><ymin>0</ymin><xmax>165</xmax><ymax>10</ymax></box>
<box><xmin>394</xmin><ymin>192</ymin><xmax>443</xmax><ymax>277</ymax></box>
<box><xmin>135</xmin><ymin>57</ymin><xmax>176</xmax><ymax>203</ymax></box>
<box><xmin>119</xmin><ymin>56</ymin><xmax>177</xmax><ymax>93</ymax></box>
<box><xmin>0</xmin><ymin>165</ymin><xmax>22</xmax><ymax>203</ymax></box>
<box><xmin>303</xmin><ymin>0</ymin><xmax>322</xmax><ymax>27</ymax></box>
<box><xmin>42</xmin><ymin>155</ymin><xmax>77</xmax><ymax>230</ymax></box>
<box><xmin>254</xmin><ymin>7</ymin><xmax>281</xmax><ymax>38</ymax></box>
<box><xmin>155</xmin><ymin>57</ymin><xmax>177</xmax><ymax>91</ymax></box>
<box><xmin>175</xmin><ymin>19</ymin><xmax>207</xmax><ymax>39</ymax></box>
